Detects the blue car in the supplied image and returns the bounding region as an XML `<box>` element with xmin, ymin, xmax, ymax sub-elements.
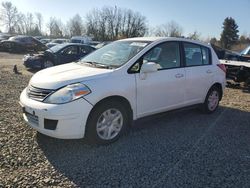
<box><xmin>23</xmin><ymin>43</ymin><xmax>96</xmax><ymax>69</ymax></box>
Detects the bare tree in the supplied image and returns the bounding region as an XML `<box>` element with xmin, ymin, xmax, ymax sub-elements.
<box><xmin>0</xmin><ymin>1</ymin><xmax>20</xmax><ymax>33</ymax></box>
<box><xmin>188</xmin><ymin>31</ymin><xmax>201</xmax><ymax>40</ymax></box>
<box><xmin>67</xmin><ymin>14</ymin><xmax>84</xmax><ymax>36</ymax></box>
<box><xmin>25</xmin><ymin>13</ymin><xmax>34</xmax><ymax>34</ymax></box>
<box><xmin>35</xmin><ymin>12</ymin><xmax>43</xmax><ymax>33</ymax></box>
<box><xmin>155</xmin><ymin>21</ymin><xmax>183</xmax><ymax>37</ymax></box>
<box><xmin>86</xmin><ymin>6</ymin><xmax>147</xmax><ymax>41</ymax></box>
<box><xmin>47</xmin><ymin>17</ymin><xmax>64</xmax><ymax>38</ymax></box>
<box><xmin>15</xmin><ymin>13</ymin><xmax>26</xmax><ymax>34</ymax></box>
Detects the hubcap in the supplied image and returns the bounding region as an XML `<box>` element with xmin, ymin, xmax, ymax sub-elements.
<box><xmin>208</xmin><ymin>90</ymin><xmax>219</xmax><ymax>111</ymax></box>
<box><xmin>96</xmin><ymin>108</ymin><xmax>123</xmax><ymax>140</ymax></box>
<box><xmin>44</xmin><ymin>61</ymin><xmax>53</xmax><ymax>68</ymax></box>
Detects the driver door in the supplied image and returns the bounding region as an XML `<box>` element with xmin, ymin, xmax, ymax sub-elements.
<box><xmin>59</xmin><ymin>46</ymin><xmax>80</xmax><ymax>64</ymax></box>
<box><xmin>135</xmin><ymin>41</ymin><xmax>186</xmax><ymax>118</ymax></box>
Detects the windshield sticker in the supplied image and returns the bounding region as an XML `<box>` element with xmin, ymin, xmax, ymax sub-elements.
<box><xmin>130</xmin><ymin>42</ymin><xmax>147</xmax><ymax>47</ymax></box>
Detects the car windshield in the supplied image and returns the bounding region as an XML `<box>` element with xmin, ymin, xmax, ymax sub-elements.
<box><xmin>9</xmin><ymin>36</ymin><xmax>21</xmax><ymax>41</ymax></box>
<box><xmin>241</xmin><ymin>46</ymin><xmax>250</xmax><ymax>55</ymax></box>
<box><xmin>79</xmin><ymin>40</ymin><xmax>150</xmax><ymax>68</ymax></box>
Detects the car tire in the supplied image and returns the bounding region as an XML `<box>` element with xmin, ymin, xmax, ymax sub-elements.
<box><xmin>86</xmin><ymin>100</ymin><xmax>129</xmax><ymax>144</ymax></box>
<box><xmin>42</xmin><ymin>60</ymin><xmax>54</xmax><ymax>69</ymax></box>
<box><xmin>201</xmin><ymin>86</ymin><xmax>221</xmax><ymax>114</ymax></box>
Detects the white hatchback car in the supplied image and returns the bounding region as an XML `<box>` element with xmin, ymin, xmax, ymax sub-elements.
<box><xmin>20</xmin><ymin>37</ymin><xmax>226</xmax><ymax>144</ymax></box>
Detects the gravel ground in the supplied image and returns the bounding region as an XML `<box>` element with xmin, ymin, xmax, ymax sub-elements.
<box><xmin>0</xmin><ymin>52</ymin><xmax>250</xmax><ymax>187</ymax></box>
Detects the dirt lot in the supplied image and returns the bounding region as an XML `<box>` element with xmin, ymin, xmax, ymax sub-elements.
<box><xmin>0</xmin><ymin>52</ymin><xmax>250</xmax><ymax>187</ymax></box>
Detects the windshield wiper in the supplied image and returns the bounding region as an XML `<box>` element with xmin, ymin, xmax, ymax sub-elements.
<box><xmin>81</xmin><ymin>61</ymin><xmax>116</xmax><ymax>69</ymax></box>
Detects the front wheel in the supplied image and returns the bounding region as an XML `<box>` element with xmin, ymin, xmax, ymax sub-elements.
<box><xmin>42</xmin><ymin>60</ymin><xmax>54</xmax><ymax>69</ymax></box>
<box><xmin>202</xmin><ymin>87</ymin><xmax>221</xmax><ymax>113</ymax></box>
<box><xmin>86</xmin><ymin>101</ymin><xmax>129</xmax><ymax>144</ymax></box>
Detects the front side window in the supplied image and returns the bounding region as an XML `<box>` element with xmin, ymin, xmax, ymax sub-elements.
<box><xmin>62</xmin><ymin>46</ymin><xmax>78</xmax><ymax>55</ymax></box>
<box><xmin>184</xmin><ymin>43</ymin><xmax>211</xmax><ymax>66</ymax></box>
<box><xmin>143</xmin><ymin>42</ymin><xmax>181</xmax><ymax>70</ymax></box>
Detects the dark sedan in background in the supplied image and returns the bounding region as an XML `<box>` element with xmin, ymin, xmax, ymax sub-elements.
<box><xmin>0</xmin><ymin>35</ymin><xmax>47</xmax><ymax>53</ymax></box>
<box><xmin>0</xmin><ymin>33</ymin><xmax>12</xmax><ymax>42</ymax></box>
<box><xmin>23</xmin><ymin>43</ymin><xmax>96</xmax><ymax>69</ymax></box>
<box><xmin>212</xmin><ymin>44</ymin><xmax>250</xmax><ymax>62</ymax></box>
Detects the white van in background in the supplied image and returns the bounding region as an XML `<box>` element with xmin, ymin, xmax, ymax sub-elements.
<box><xmin>70</xmin><ymin>36</ymin><xmax>92</xmax><ymax>44</ymax></box>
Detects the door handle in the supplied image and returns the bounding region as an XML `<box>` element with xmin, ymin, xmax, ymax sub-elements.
<box><xmin>175</xmin><ymin>73</ymin><xmax>184</xmax><ymax>78</ymax></box>
<box><xmin>206</xmin><ymin>70</ymin><xmax>212</xmax><ymax>74</ymax></box>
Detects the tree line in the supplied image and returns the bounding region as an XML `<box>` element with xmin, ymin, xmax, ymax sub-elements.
<box><xmin>0</xmin><ymin>1</ymin><xmax>249</xmax><ymax>49</ymax></box>
<box><xmin>0</xmin><ymin>2</ymin><xmax>148</xmax><ymax>40</ymax></box>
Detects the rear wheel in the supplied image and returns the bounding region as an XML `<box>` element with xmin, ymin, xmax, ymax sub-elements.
<box><xmin>202</xmin><ymin>86</ymin><xmax>221</xmax><ymax>113</ymax></box>
<box><xmin>86</xmin><ymin>100</ymin><xmax>129</xmax><ymax>144</ymax></box>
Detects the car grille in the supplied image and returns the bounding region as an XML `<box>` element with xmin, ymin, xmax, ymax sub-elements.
<box><xmin>27</xmin><ymin>85</ymin><xmax>54</xmax><ymax>101</ymax></box>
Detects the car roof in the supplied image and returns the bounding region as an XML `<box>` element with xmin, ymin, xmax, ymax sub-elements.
<box><xmin>120</xmin><ymin>37</ymin><xmax>211</xmax><ymax>48</ymax></box>
<box><xmin>10</xmin><ymin>35</ymin><xmax>31</xmax><ymax>39</ymax></box>
<box><xmin>50</xmin><ymin>43</ymin><xmax>93</xmax><ymax>48</ymax></box>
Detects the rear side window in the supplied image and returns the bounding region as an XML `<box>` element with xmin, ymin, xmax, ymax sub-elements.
<box><xmin>80</xmin><ymin>46</ymin><xmax>93</xmax><ymax>54</ymax></box>
<box><xmin>184</xmin><ymin>43</ymin><xmax>211</xmax><ymax>66</ymax></box>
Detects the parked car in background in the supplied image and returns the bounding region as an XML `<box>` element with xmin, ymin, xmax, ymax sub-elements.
<box><xmin>20</xmin><ymin>37</ymin><xmax>226</xmax><ymax>144</ymax></box>
<box><xmin>70</xmin><ymin>36</ymin><xmax>92</xmax><ymax>44</ymax></box>
<box><xmin>0</xmin><ymin>35</ymin><xmax>47</xmax><ymax>53</ymax></box>
<box><xmin>40</xmin><ymin>39</ymin><xmax>51</xmax><ymax>44</ymax></box>
<box><xmin>211</xmin><ymin>44</ymin><xmax>240</xmax><ymax>60</ymax></box>
<box><xmin>46</xmin><ymin>38</ymin><xmax>68</xmax><ymax>48</ymax></box>
<box><xmin>212</xmin><ymin>44</ymin><xmax>250</xmax><ymax>62</ymax></box>
<box><xmin>95</xmin><ymin>41</ymin><xmax>111</xmax><ymax>49</ymax></box>
<box><xmin>0</xmin><ymin>33</ymin><xmax>12</xmax><ymax>42</ymax></box>
<box><xmin>34</xmin><ymin>36</ymin><xmax>43</xmax><ymax>40</ymax></box>
<box><xmin>240</xmin><ymin>45</ymin><xmax>250</xmax><ymax>62</ymax></box>
<box><xmin>23</xmin><ymin>43</ymin><xmax>95</xmax><ymax>69</ymax></box>
<box><xmin>89</xmin><ymin>41</ymin><xmax>100</xmax><ymax>47</ymax></box>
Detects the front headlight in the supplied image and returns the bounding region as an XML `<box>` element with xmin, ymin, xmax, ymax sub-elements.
<box><xmin>44</xmin><ymin>83</ymin><xmax>91</xmax><ymax>104</ymax></box>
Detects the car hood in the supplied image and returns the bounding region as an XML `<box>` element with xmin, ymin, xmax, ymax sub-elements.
<box><xmin>29</xmin><ymin>62</ymin><xmax>113</xmax><ymax>89</ymax></box>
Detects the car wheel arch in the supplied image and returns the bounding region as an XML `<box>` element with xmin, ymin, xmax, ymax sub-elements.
<box><xmin>211</xmin><ymin>83</ymin><xmax>223</xmax><ymax>100</ymax></box>
<box><xmin>87</xmin><ymin>95</ymin><xmax>133</xmax><ymax>126</ymax></box>
<box><xmin>206</xmin><ymin>83</ymin><xmax>223</xmax><ymax>101</ymax></box>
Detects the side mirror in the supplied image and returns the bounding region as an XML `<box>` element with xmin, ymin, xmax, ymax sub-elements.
<box><xmin>140</xmin><ymin>62</ymin><xmax>158</xmax><ymax>73</ymax></box>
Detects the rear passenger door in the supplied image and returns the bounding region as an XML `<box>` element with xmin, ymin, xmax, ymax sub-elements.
<box><xmin>183</xmin><ymin>42</ymin><xmax>213</xmax><ymax>104</ymax></box>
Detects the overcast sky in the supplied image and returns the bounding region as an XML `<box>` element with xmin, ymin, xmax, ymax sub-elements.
<box><xmin>1</xmin><ymin>0</ymin><xmax>250</xmax><ymax>38</ymax></box>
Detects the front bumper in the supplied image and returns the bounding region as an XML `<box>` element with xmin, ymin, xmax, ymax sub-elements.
<box><xmin>23</xmin><ymin>56</ymin><xmax>43</xmax><ymax>69</ymax></box>
<box><xmin>19</xmin><ymin>88</ymin><xmax>93</xmax><ymax>139</ymax></box>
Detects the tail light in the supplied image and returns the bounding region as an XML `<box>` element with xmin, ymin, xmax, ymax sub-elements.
<box><xmin>217</xmin><ymin>64</ymin><xmax>226</xmax><ymax>73</ymax></box>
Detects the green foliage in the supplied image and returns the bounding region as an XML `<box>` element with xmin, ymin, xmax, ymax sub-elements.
<box><xmin>220</xmin><ymin>17</ymin><xmax>239</xmax><ymax>49</ymax></box>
